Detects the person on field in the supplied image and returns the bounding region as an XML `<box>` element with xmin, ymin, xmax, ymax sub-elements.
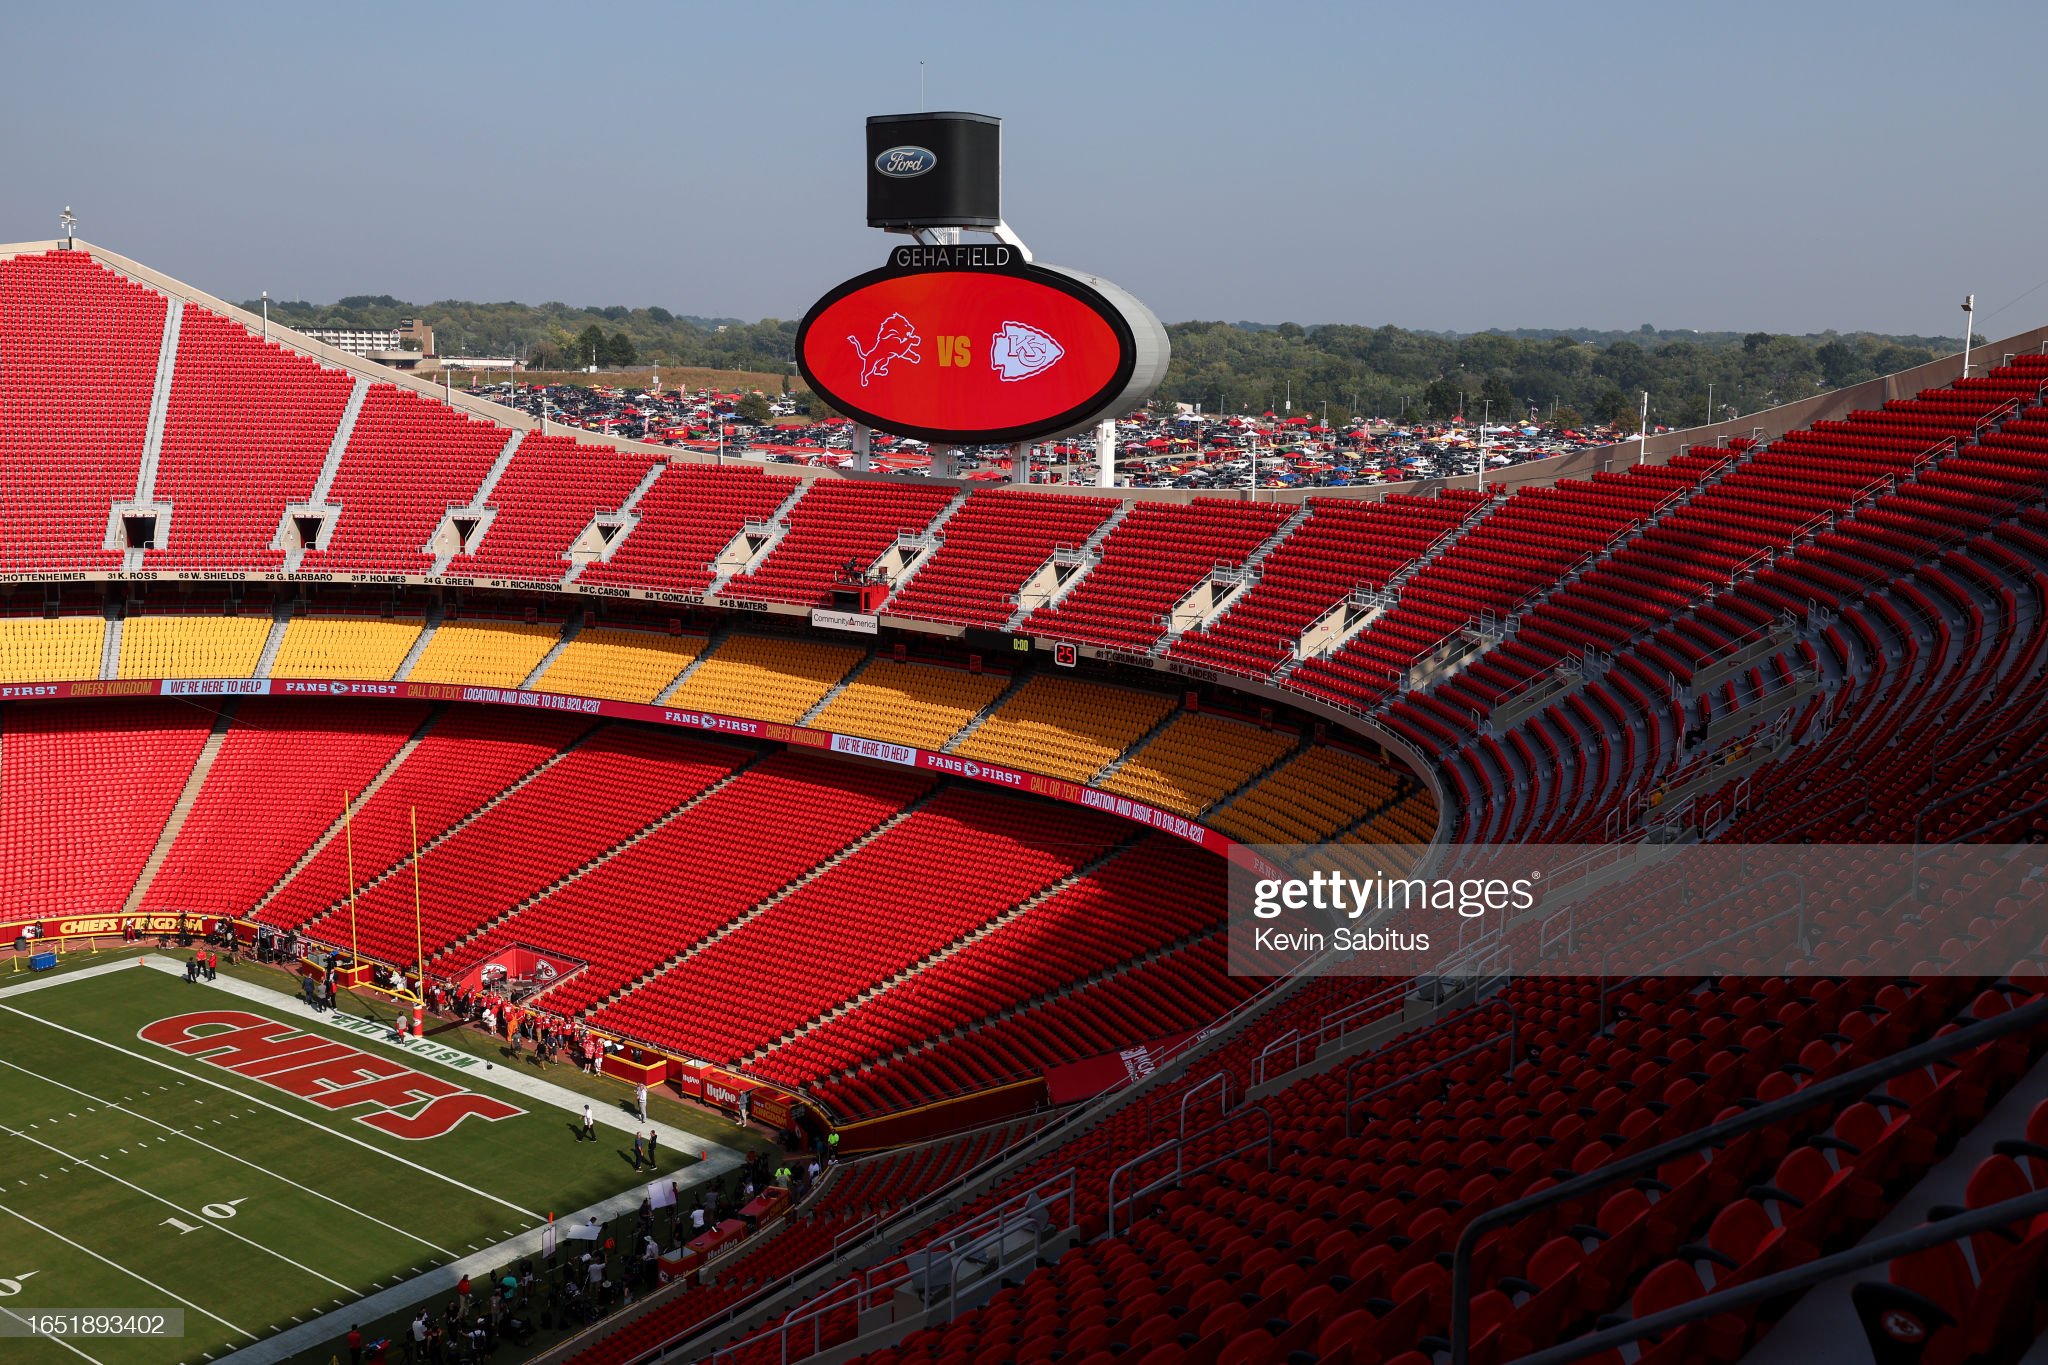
<box><xmin>346</xmin><ymin>1324</ymin><xmax>363</xmax><ymax>1365</ymax></box>
<box><xmin>646</xmin><ymin>1128</ymin><xmax>659</xmax><ymax>1166</ymax></box>
<box><xmin>635</xmin><ymin>1082</ymin><xmax>648</xmax><ymax>1122</ymax></box>
<box><xmin>581</xmin><ymin>1103</ymin><xmax>595</xmax><ymax>1142</ymax></box>
<box><xmin>630</xmin><ymin>1130</ymin><xmax>644</xmax><ymax>1169</ymax></box>
<box><xmin>456</xmin><ymin>1273</ymin><xmax>471</xmax><ymax>1316</ymax></box>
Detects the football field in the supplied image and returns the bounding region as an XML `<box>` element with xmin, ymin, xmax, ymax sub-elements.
<box><xmin>0</xmin><ymin>960</ymin><xmax>740</xmax><ymax>1365</ymax></box>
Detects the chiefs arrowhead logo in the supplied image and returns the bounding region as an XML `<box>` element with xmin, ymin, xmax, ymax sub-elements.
<box><xmin>991</xmin><ymin>321</ymin><xmax>1063</xmax><ymax>382</ymax></box>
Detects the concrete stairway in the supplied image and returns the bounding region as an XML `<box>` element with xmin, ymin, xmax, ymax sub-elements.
<box><xmin>518</xmin><ymin>618</ymin><xmax>583</xmax><ymax>690</ymax></box>
<box><xmin>1273</xmin><ymin>490</ymin><xmax>1501</xmax><ymax>682</ymax></box>
<box><xmin>253</xmin><ymin>609</ymin><xmax>292</xmax><ymax>680</ymax></box>
<box><xmin>430</xmin><ymin>429</ymin><xmax>527</xmax><ymax>576</ymax></box>
<box><xmin>391</xmin><ymin>602</ymin><xmax>445</xmax><ymax>681</ymax></box>
<box><xmin>282</xmin><ymin>377</ymin><xmax>370</xmax><ymax>572</ymax></box>
<box><xmin>745</xmin><ymin>831</ymin><xmax>1148</xmax><ymax>1063</ymax></box>
<box><xmin>281</xmin><ymin>722</ymin><xmax>611</xmax><ymax>930</ymax></box>
<box><xmin>654</xmin><ymin>626</ymin><xmax>729</xmax><ymax>705</ymax></box>
<box><xmin>939</xmin><ymin>670</ymin><xmax>1030</xmax><ymax>753</ymax></box>
<box><xmin>121</xmin><ymin>296</ymin><xmax>184</xmax><ymax>572</ymax></box>
<box><xmin>123</xmin><ymin>701</ymin><xmax>237</xmax><ymax>913</ymax></box>
<box><xmin>560</xmin><ymin>460</ymin><xmax>669</xmax><ymax>585</ymax></box>
<box><xmin>705</xmin><ymin>481</ymin><xmax>809</xmax><ymax>598</ymax></box>
<box><xmin>1002</xmin><ymin>500</ymin><xmax>1134</xmax><ymax>632</ymax></box>
<box><xmin>432</xmin><ymin>753</ymin><xmax>772</xmax><ymax>968</ymax></box>
<box><xmin>1090</xmin><ymin>701</ymin><xmax>1188</xmax><ymax>782</ymax></box>
<box><xmin>811</xmin><ymin>920</ymin><xmax>1217</xmax><ymax>1087</ymax></box>
<box><xmin>593</xmin><ymin>784</ymin><xmax>948</xmax><ymax>1014</ymax></box>
<box><xmin>246</xmin><ymin>706</ymin><xmax>445</xmax><ymax>925</ymax></box>
<box><xmin>797</xmin><ymin>653</ymin><xmax>876</xmax><ymax>726</ymax></box>
<box><xmin>98</xmin><ymin>615</ymin><xmax>124</xmax><ymax>680</ymax></box>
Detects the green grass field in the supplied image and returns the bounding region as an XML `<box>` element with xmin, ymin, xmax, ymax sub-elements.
<box><xmin>0</xmin><ymin>962</ymin><xmax>740</xmax><ymax>1365</ymax></box>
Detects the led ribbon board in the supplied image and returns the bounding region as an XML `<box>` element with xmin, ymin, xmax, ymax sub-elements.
<box><xmin>796</xmin><ymin>244</ymin><xmax>1169</xmax><ymax>445</ymax></box>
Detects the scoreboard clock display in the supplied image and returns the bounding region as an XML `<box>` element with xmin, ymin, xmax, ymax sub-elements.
<box><xmin>796</xmin><ymin>245</ymin><xmax>1169</xmax><ymax>446</ymax></box>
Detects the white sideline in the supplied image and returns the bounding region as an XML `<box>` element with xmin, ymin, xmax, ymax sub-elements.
<box><xmin>0</xmin><ymin>957</ymin><xmax>750</xmax><ymax>1365</ymax></box>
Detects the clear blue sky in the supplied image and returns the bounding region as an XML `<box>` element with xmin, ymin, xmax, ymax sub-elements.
<box><xmin>3</xmin><ymin>0</ymin><xmax>2042</xmax><ymax>338</ymax></box>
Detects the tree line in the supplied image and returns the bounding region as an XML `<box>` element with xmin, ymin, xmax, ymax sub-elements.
<box><xmin>1159</xmin><ymin>322</ymin><xmax>1961</xmax><ymax>428</ymax></box>
<box><xmin>243</xmin><ymin>294</ymin><xmax>1959</xmax><ymax>423</ymax></box>
<box><xmin>243</xmin><ymin>294</ymin><xmax>799</xmax><ymax>378</ymax></box>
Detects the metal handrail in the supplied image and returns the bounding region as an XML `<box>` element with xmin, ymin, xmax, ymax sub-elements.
<box><xmin>1345</xmin><ymin>1024</ymin><xmax>1516</xmax><ymax>1139</ymax></box>
<box><xmin>1504</xmin><ymin>1186</ymin><xmax>2048</xmax><ymax>1365</ymax></box>
<box><xmin>649</xmin><ymin>966</ymin><xmax>1306</xmax><ymax>1363</ymax></box>
<box><xmin>722</xmin><ymin>1172</ymin><xmax>1076</xmax><ymax>1365</ymax></box>
<box><xmin>1105</xmin><ymin>1103</ymin><xmax>1274</xmax><ymax>1237</ymax></box>
<box><xmin>1447</xmin><ymin>995</ymin><xmax>2048</xmax><ymax>1363</ymax></box>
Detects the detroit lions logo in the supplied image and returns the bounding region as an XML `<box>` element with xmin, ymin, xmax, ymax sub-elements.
<box><xmin>849</xmin><ymin>313</ymin><xmax>922</xmax><ymax>387</ymax></box>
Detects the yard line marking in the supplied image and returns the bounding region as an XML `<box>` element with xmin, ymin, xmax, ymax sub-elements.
<box><xmin>0</xmin><ymin>1307</ymin><xmax>105</xmax><ymax>1365</ymax></box>
<box><xmin>0</xmin><ymin>1199</ymin><xmax>253</xmax><ymax>1340</ymax></box>
<box><xmin>0</xmin><ymin>1056</ymin><xmax>458</xmax><ymax>1259</ymax></box>
<box><xmin>0</xmin><ymin>1117</ymin><xmax>357</xmax><ymax>1293</ymax></box>
<box><xmin>0</xmin><ymin>1004</ymin><xmax>541</xmax><ymax>1221</ymax></box>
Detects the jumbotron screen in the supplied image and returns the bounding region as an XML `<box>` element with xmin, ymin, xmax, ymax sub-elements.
<box><xmin>796</xmin><ymin>247</ymin><xmax>1164</xmax><ymax>445</ymax></box>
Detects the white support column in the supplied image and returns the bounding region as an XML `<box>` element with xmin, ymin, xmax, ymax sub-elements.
<box><xmin>1010</xmin><ymin>441</ymin><xmax>1032</xmax><ymax>484</ymax></box>
<box><xmin>931</xmin><ymin>445</ymin><xmax>956</xmax><ymax>479</ymax></box>
<box><xmin>1094</xmin><ymin>418</ymin><xmax>1117</xmax><ymax>488</ymax></box>
<box><xmin>853</xmin><ymin>423</ymin><xmax>872</xmax><ymax>472</ymax></box>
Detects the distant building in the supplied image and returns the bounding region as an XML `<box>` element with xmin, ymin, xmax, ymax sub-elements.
<box><xmin>435</xmin><ymin>357</ymin><xmax>521</xmax><ymax>373</ymax></box>
<box><xmin>297</xmin><ymin>318</ymin><xmax>435</xmax><ymax>360</ymax></box>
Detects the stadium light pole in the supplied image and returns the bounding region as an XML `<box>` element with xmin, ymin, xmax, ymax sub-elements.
<box><xmin>1961</xmin><ymin>294</ymin><xmax>1976</xmax><ymax>378</ymax></box>
<box><xmin>261</xmin><ymin>291</ymin><xmax>269</xmax><ymax>341</ymax></box>
<box><xmin>1637</xmin><ymin>391</ymin><xmax>1650</xmax><ymax>465</ymax></box>
<box><xmin>1477</xmin><ymin>399</ymin><xmax>1490</xmax><ymax>493</ymax></box>
<box><xmin>59</xmin><ymin>206</ymin><xmax>75</xmax><ymax>249</ymax></box>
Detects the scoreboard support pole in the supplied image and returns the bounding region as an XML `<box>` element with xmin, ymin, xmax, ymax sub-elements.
<box><xmin>932</xmin><ymin>445</ymin><xmax>957</xmax><ymax>479</ymax></box>
<box><xmin>1095</xmin><ymin>418</ymin><xmax>1118</xmax><ymax>488</ymax></box>
<box><xmin>852</xmin><ymin>424</ymin><xmax>872</xmax><ymax>472</ymax></box>
<box><xmin>1010</xmin><ymin>441</ymin><xmax>1032</xmax><ymax>484</ymax></box>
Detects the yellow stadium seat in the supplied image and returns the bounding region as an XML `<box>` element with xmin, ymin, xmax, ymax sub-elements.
<box><xmin>1322</xmin><ymin>788</ymin><xmax>1440</xmax><ymax>878</ymax></box>
<box><xmin>534</xmin><ymin>627</ymin><xmax>706</xmax><ymax>703</ymax></box>
<box><xmin>271</xmin><ymin>616</ymin><xmax>424</xmax><ymax>680</ymax></box>
<box><xmin>117</xmin><ymin>615</ymin><xmax>270</xmax><ymax>679</ymax></box>
<box><xmin>0</xmin><ymin>617</ymin><xmax>105</xmax><ymax>683</ymax></box>
<box><xmin>1208</xmin><ymin>745</ymin><xmax>1411</xmax><ymax>845</ymax></box>
<box><xmin>954</xmin><ymin>675</ymin><xmax>1176</xmax><ymax>783</ymax></box>
<box><xmin>664</xmin><ymin>633</ymin><xmax>865</xmax><ymax>724</ymax></box>
<box><xmin>810</xmin><ymin>660</ymin><xmax>1009</xmax><ymax>750</ymax></box>
<box><xmin>407</xmin><ymin>620</ymin><xmax>563</xmax><ymax>687</ymax></box>
<box><xmin>1099</xmin><ymin>712</ymin><xmax>1297</xmax><ymax>817</ymax></box>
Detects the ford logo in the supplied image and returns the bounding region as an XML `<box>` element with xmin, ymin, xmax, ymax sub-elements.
<box><xmin>875</xmin><ymin>145</ymin><xmax>937</xmax><ymax>179</ymax></box>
